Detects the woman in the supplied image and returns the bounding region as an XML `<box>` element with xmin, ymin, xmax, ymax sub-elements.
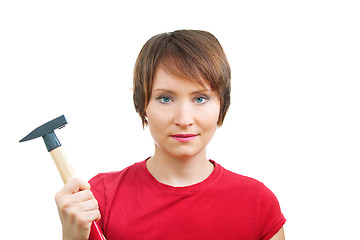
<box><xmin>55</xmin><ymin>30</ymin><xmax>286</xmax><ymax>240</ymax></box>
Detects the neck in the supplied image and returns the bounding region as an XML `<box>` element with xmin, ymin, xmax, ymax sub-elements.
<box><xmin>146</xmin><ymin>145</ymin><xmax>214</xmax><ymax>187</ymax></box>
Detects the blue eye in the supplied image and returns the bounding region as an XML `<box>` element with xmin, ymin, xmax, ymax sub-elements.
<box><xmin>159</xmin><ymin>96</ymin><xmax>171</xmax><ymax>103</ymax></box>
<box><xmin>195</xmin><ymin>96</ymin><xmax>208</xmax><ymax>104</ymax></box>
<box><xmin>162</xmin><ymin>97</ymin><xmax>171</xmax><ymax>103</ymax></box>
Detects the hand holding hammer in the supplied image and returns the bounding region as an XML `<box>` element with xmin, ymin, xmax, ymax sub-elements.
<box><xmin>20</xmin><ymin>115</ymin><xmax>105</xmax><ymax>240</ymax></box>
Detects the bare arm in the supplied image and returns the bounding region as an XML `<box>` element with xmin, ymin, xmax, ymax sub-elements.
<box><xmin>269</xmin><ymin>227</ymin><xmax>285</xmax><ymax>240</ymax></box>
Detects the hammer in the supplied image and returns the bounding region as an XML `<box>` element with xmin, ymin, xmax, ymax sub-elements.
<box><xmin>19</xmin><ymin>115</ymin><xmax>105</xmax><ymax>240</ymax></box>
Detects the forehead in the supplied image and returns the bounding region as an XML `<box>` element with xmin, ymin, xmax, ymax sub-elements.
<box><xmin>152</xmin><ymin>66</ymin><xmax>212</xmax><ymax>92</ymax></box>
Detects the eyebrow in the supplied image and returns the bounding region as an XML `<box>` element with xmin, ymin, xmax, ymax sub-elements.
<box><xmin>153</xmin><ymin>89</ymin><xmax>176</xmax><ymax>93</ymax></box>
<box><xmin>152</xmin><ymin>88</ymin><xmax>211</xmax><ymax>94</ymax></box>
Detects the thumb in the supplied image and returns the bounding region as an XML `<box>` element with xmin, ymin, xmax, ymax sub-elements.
<box><xmin>63</xmin><ymin>177</ymin><xmax>91</xmax><ymax>194</ymax></box>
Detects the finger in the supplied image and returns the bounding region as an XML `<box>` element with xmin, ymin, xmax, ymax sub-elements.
<box><xmin>60</xmin><ymin>200</ymin><xmax>100</xmax><ymax>222</ymax></box>
<box><xmin>79</xmin><ymin>209</ymin><xmax>101</xmax><ymax>223</ymax></box>
<box><xmin>72</xmin><ymin>189</ymin><xmax>95</xmax><ymax>203</ymax></box>
<box><xmin>55</xmin><ymin>178</ymin><xmax>92</xmax><ymax>209</ymax></box>
<box><xmin>72</xmin><ymin>209</ymin><xmax>100</xmax><ymax>229</ymax></box>
<box><xmin>76</xmin><ymin>198</ymin><xmax>99</xmax><ymax>212</ymax></box>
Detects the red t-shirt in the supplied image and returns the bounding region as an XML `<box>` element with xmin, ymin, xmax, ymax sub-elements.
<box><xmin>89</xmin><ymin>160</ymin><xmax>285</xmax><ymax>240</ymax></box>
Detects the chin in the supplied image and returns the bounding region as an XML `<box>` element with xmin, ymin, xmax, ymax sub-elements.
<box><xmin>168</xmin><ymin>148</ymin><xmax>205</xmax><ymax>160</ymax></box>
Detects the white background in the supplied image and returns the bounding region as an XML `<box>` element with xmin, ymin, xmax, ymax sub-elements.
<box><xmin>1</xmin><ymin>0</ymin><xmax>359</xmax><ymax>239</ymax></box>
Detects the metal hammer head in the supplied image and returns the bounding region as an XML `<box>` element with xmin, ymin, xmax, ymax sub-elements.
<box><xmin>19</xmin><ymin>115</ymin><xmax>68</xmax><ymax>152</ymax></box>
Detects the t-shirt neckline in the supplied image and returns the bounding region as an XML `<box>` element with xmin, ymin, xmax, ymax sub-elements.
<box><xmin>139</xmin><ymin>158</ymin><xmax>221</xmax><ymax>194</ymax></box>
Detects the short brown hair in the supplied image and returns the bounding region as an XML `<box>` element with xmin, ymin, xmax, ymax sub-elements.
<box><xmin>133</xmin><ymin>30</ymin><xmax>231</xmax><ymax>127</ymax></box>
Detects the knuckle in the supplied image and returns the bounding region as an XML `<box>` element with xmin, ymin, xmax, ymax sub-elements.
<box><xmin>59</xmin><ymin>198</ymin><xmax>77</xmax><ymax>216</ymax></box>
<box><xmin>55</xmin><ymin>186</ymin><xmax>68</xmax><ymax>203</ymax></box>
<box><xmin>61</xmin><ymin>200</ymin><xmax>73</xmax><ymax>211</ymax></box>
<box><xmin>61</xmin><ymin>206</ymin><xmax>77</xmax><ymax>221</ymax></box>
<box><xmin>54</xmin><ymin>192</ymin><xmax>61</xmax><ymax>203</ymax></box>
<box><xmin>56</xmin><ymin>196</ymin><xmax>69</xmax><ymax>211</ymax></box>
<box><xmin>76</xmin><ymin>216</ymin><xmax>89</xmax><ymax>226</ymax></box>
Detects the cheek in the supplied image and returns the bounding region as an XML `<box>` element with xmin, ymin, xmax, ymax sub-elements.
<box><xmin>199</xmin><ymin>104</ymin><xmax>221</xmax><ymax>128</ymax></box>
<box><xmin>146</xmin><ymin>104</ymin><xmax>170</xmax><ymax>136</ymax></box>
<box><xmin>147</xmin><ymin>106</ymin><xmax>166</xmax><ymax>124</ymax></box>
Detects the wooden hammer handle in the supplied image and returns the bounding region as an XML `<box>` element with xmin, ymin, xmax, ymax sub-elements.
<box><xmin>49</xmin><ymin>146</ymin><xmax>106</xmax><ymax>240</ymax></box>
<box><xmin>49</xmin><ymin>146</ymin><xmax>75</xmax><ymax>184</ymax></box>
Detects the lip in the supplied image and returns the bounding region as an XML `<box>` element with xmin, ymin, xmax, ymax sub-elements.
<box><xmin>170</xmin><ymin>134</ymin><xmax>198</xmax><ymax>142</ymax></box>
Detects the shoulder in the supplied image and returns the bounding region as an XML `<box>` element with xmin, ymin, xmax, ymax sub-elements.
<box><xmin>216</xmin><ymin>163</ymin><xmax>286</xmax><ymax>238</ymax></box>
<box><xmin>89</xmin><ymin>160</ymin><xmax>145</xmax><ymax>189</ymax></box>
<box><xmin>216</xmin><ymin>162</ymin><xmax>265</xmax><ymax>189</ymax></box>
<box><xmin>215</xmin><ymin>162</ymin><xmax>280</xmax><ymax>202</ymax></box>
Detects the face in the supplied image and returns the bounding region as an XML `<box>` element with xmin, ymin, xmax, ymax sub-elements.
<box><xmin>146</xmin><ymin>66</ymin><xmax>220</xmax><ymax>160</ymax></box>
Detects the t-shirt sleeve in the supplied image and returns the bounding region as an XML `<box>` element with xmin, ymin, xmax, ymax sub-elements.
<box><xmin>88</xmin><ymin>174</ymin><xmax>106</xmax><ymax>240</ymax></box>
<box><xmin>257</xmin><ymin>183</ymin><xmax>286</xmax><ymax>240</ymax></box>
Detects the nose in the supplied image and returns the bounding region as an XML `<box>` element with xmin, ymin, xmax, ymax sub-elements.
<box><xmin>174</xmin><ymin>102</ymin><xmax>194</xmax><ymax>128</ymax></box>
